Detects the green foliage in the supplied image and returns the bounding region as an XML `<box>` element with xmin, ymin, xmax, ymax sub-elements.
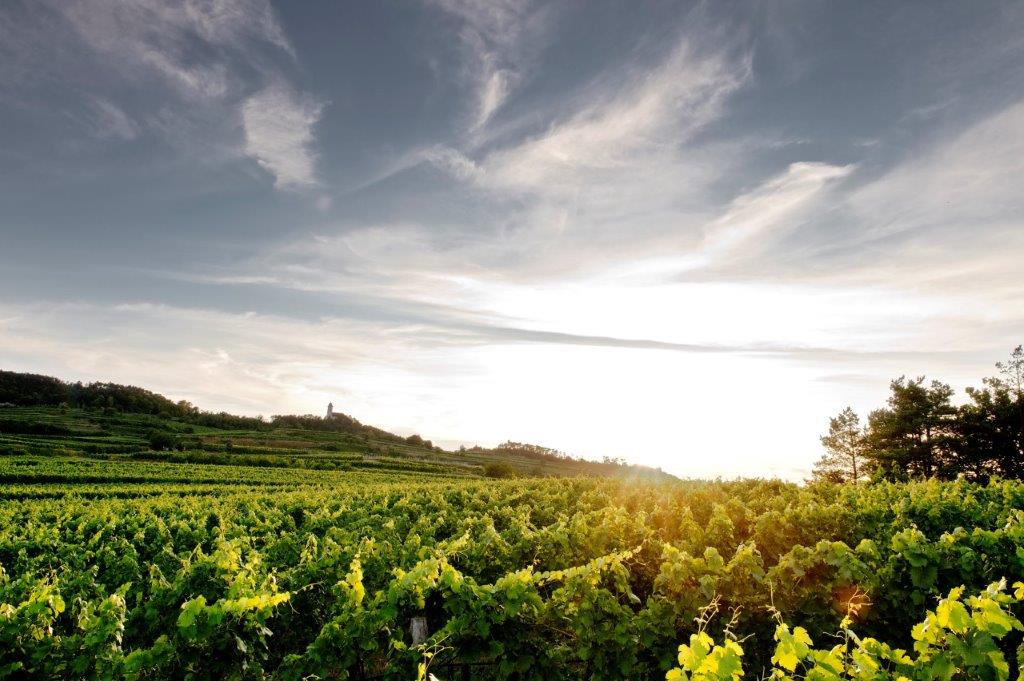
<box><xmin>865</xmin><ymin>376</ymin><xmax>956</xmax><ymax>479</ymax></box>
<box><xmin>813</xmin><ymin>407</ymin><xmax>866</xmax><ymax>484</ymax></box>
<box><xmin>822</xmin><ymin>345</ymin><xmax>1024</xmax><ymax>482</ymax></box>
<box><xmin>666</xmin><ymin>580</ymin><xmax>1024</xmax><ymax>681</ymax></box>
<box><xmin>956</xmin><ymin>376</ymin><xmax>1024</xmax><ymax>479</ymax></box>
<box><xmin>752</xmin><ymin>579</ymin><xmax>1024</xmax><ymax>680</ymax></box>
<box><xmin>1</xmin><ymin>467</ymin><xmax>1024</xmax><ymax>678</ymax></box>
<box><xmin>145</xmin><ymin>430</ymin><xmax>178</xmax><ymax>452</ymax></box>
<box><xmin>666</xmin><ymin>631</ymin><xmax>745</xmax><ymax>681</ymax></box>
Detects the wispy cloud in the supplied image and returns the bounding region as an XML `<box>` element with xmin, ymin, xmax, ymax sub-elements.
<box><xmin>80</xmin><ymin>96</ymin><xmax>139</xmax><ymax>141</ymax></box>
<box><xmin>427</xmin><ymin>0</ymin><xmax>552</xmax><ymax>134</ymax></box>
<box><xmin>345</xmin><ymin>21</ymin><xmax>755</xmax><ymax>276</ymax></box>
<box><xmin>478</xmin><ymin>37</ymin><xmax>751</xmax><ymax>194</ymax></box>
<box><xmin>700</xmin><ymin>162</ymin><xmax>853</xmax><ymax>260</ymax></box>
<box><xmin>392</xmin><ymin>32</ymin><xmax>755</xmax><ymax>279</ymax></box>
<box><xmin>187</xmin><ymin>28</ymin><xmax>759</xmax><ymax>309</ymax></box>
<box><xmin>849</xmin><ymin>100</ymin><xmax>1024</xmax><ymax>251</ymax></box>
<box><xmin>242</xmin><ymin>85</ymin><xmax>325</xmax><ymax>189</ymax></box>
<box><xmin>600</xmin><ymin>161</ymin><xmax>852</xmax><ymax>283</ymax></box>
<box><xmin>710</xmin><ymin>98</ymin><xmax>1024</xmax><ymax>304</ymax></box>
<box><xmin>60</xmin><ymin>0</ymin><xmax>291</xmax><ymax>97</ymax></box>
<box><xmin>3</xmin><ymin>0</ymin><xmax>323</xmax><ymax>190</ymax></box>
<box><xmin>475</xmin><ymin>68</ymin><xmax>512</xmax><ymax>131</ymax></box>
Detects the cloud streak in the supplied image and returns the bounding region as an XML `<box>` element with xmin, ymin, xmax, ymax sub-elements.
<box><xmin>242</xmin><ymin>85</ymin><xmax>325</xmax><ymax>189</ymax></box>
<box><xmin>479</xmin><ymin>37</ymin><xmax>751</xmax><ymax>194</ymax></box>
<box><xmin>380</xmin><ymin>32</ymin><xmax>757</xmax><ymax>281</ymax></box>
<box><xmin>82</xmin><ymin>97</ymin><xmax>139</xmax><ymax>141</ymax></box>
<box><xmin>428</xmin><ymin>0</ymin><xmax>545</xmax><ymax>134</ymax></box>
<box><xmin>701</xmin><ymin>162</ymin><xmax>853</xmax><ymax>257</ymax></box>
<box><xmin>2</xmin><ymin>0</ymin><xmax>323</xmax><ymax>190</ymax></box>
<box><xmin>60</xmin><ymin>0</ymin><xmax>291</xmax><ymax>97</ymax></box>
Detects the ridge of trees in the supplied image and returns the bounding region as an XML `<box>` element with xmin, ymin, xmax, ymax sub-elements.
<box><xmin>0</xmin><ymin>370</ymin><xmax>418</xmax><ymax>446</ymax></box>
<box><xmin>0</xmin><ymin>370</ymin><xmax>662</xmax><ymax>476</ymax></box>
<box><xmin>813</xmin><ymin>345</ymin><xmax>1024</xmax><ymax>482</ymax></box>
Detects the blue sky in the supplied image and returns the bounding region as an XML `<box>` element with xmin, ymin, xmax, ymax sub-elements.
<box><xmin>1</xmin><ymin>0</ymin><xmax>1023</xmax><ymax>478</ymax></box>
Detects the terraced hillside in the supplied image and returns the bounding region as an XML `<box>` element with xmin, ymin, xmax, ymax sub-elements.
<box><xmin>0</xmin><ymin>381</ymin><xmax>672</xmax><ymax>485</ymax></box>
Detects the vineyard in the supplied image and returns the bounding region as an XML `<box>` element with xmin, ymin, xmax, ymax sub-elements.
<box><xmin>0</xmin><ymin>403</ymin><xmax>668</xmax><ymax>481</ymax></box>
<box><xmin>1</xmin><ymin>402</ymin><xmax>1024</xmax><ymax>678</ymax></box>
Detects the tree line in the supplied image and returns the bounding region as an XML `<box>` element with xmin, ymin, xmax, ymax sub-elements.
<box><xmin>0</xmin><ymin>370</ymin><xmax>216</xmax><ymax>419</ymax></box>
<box><xmin>0</xmin><ymin>370</ymin><xmax>417</xmax><ymax>444</ymax></box>
<box><xmin>813</xmin><ymin>345</ymin><xmax>1024</xmax><ymax>482</ymax></box>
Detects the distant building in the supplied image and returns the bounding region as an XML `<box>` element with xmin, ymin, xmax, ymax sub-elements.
<box><xmin>326</xmin><ymin>402</ymin><xmax>333</xmax><ymax>419</ymax></box>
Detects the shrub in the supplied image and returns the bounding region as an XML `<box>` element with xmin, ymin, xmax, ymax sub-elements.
<box><xmin>483</xmin><ymin>462</ymin><xmax>516</xmax><ymax>478</ymax></box>
<box><xmin>146</xmin><ymin>430</ymin><xmax>178</xmax><ymax>451</ymax></box>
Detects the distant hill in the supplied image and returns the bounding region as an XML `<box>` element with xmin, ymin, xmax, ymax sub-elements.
<box><xmin>0</xmin><ymin>369</ymin><xmax>674</xmax><ymax>480</ymax></box>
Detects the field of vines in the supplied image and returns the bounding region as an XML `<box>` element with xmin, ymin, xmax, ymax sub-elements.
<box><xmin>2</xmin><ymin>446</ymin><xmax>1024</xmax><ymax>679</ymax></box>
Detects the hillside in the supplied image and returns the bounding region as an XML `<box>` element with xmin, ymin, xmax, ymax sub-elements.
<box><xmin>0</xmin><ymin>369</ymin><xmax>672</xmax><ymax>482</ymax></box>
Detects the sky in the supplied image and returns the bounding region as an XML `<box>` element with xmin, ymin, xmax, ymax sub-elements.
<box><xmin>1</xmin><ymin>1</ymin><xmax>1023</xmax><ymax>479</ymax></box>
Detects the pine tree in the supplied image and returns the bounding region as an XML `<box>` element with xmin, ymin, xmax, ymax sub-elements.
<box><xmin>996</xmin><ymin>345</ymin><xmax>1024</xmax><ymax>451</ymax></box>
<box><xmin>955</xmin><ymin>345</ymin><xmax>1024</xmax><ymax>478</ymax></box>
<box><xmin>813</xmin><ymin>407</ymin><xmax>866</xmax><ymax>484</ymax></box>
<box><xmin>864</xmin><ymin>377</ymin><xmax>955</xmax><ymax>479</ymax></box>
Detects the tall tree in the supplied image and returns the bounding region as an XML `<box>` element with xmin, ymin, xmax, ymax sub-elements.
<box><xmin>813</xmin><ymin>407</ymin><xmax>867</xmax><ymax>484</ymax></box>
<box><xmin>864</xmin><ymin>377</ymin><xmax>955</xmax><ymax>479</ymax></box>
<box><xmin>954</xmin><ymin>379</ymin><xmax>1023</xmax><ymax>478</ymax></box>
<box><xmin>954</xmin><ymin>346</ymin><xmax>1024</xmax><ymax>479</ymax></box>
<box><xmin>997</xmin><ymin>345</ymin><xmax>1024</xmax><ymax>446</ymax></box>
<box><xmin>996</xmin><ymin>345</ymin><xmax>1024</xmax><ymax>396</ymax></box>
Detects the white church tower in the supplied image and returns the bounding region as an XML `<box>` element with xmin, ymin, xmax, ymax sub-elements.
<box><xmin>326</xmin><ymin>402</ymin><xmax>333</xmax><ymax>419</ymax></box>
